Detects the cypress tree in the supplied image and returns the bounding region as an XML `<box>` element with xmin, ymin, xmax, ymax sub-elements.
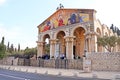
<box><xmin>110</xmin><ymin>24</ymin><xmax>114</xmax><ymax>30</ymax></box>
<box><xmin>7</xmin><ymin>42</ymin><xmax>10</xmax><ymax>52</ymax></box>
<box><xmin>18</xmin><ymin>44</ymin><xmax>20</xmax><ymax>52</ymax></box>
<box><xmin>0</xmin><ymin>37</ymin><xmax>6</xmax><ymax>59</ymax></box>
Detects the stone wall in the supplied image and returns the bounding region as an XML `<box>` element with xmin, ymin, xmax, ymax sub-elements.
<box><xmin>0</xmin><ymin>58</ymin><xmax>83</xmax><ymax>70</ymax></box>
<box><xmin>87</xmin><ymin>52</ymin><xmax>120</xmax><ymax>71</ymax></box>
<box><xmin>30</xmin><ymin>59</ymin><xmax>83</xmax><ymax>69</ymax></box>
<box><xmin>44</xmin><ymin>59</ymin><xmax>55</xmax><ymax>68</ymax></box>
<box><xmin>67</xmin><ymin>59</ymin><xmax>83</xmax><ymax>69</ymax></box>
<box><xmin>30</xmin><ymin>59</ymin><xmax>39</xmax><ymax>67</ymax></box>
<box><xmin>0</xmin><ymin>57</ymin><xmax>15</xmax><ymax>65</ymax></box>
<box><xmin>18</xmin><ymin>58</ymin><xmax>24</xmax><ymax>66</ymax></box>
<box><xmin>1</xmin><ymin>53</ymin><xmax>120</xmax><ymax>71</ymax></box>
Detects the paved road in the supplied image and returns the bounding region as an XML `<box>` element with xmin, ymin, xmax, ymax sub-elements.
<box><xmin>0</xmin><ymin>69</ymin><xmax>110</xmax><ymax>80</ymax></box>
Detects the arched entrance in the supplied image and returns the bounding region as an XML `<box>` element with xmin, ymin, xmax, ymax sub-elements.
<box><xmin>56</xmin><ymin>31</ymin><xmax>66</xmax><ymax>59</ymax></box>
<box><xmin>43</xmin><ymin>34</ymin><xmax>50</xmax><ymax>59</ymax></box>
<box><xmin>73</xmin><ymin>27</ymin><xmax>85</xmax><ymax>59</ymax></box>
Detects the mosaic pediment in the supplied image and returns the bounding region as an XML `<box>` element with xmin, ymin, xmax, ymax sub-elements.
<box><xmin>39</xmin><ymin>9</ymin><xmax>90</xmax><ymax>32</ymax></box>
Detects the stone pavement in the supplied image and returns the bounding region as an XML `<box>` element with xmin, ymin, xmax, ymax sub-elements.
<box><xmin>0</xmin><ymin>65</ymin><xmax>120</xmax><ymax>80</ymax></box>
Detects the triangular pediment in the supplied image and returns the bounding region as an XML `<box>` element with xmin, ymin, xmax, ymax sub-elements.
<box><xmin>38</xmin><ymin>8</ymin><xmax>95</xmax><ymax>32</ymax></box>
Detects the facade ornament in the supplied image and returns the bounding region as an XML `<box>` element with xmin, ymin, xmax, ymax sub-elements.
<box><xmin>56</xmin><ymin>3</ymin><xmax>64</xmax><ymax>10</ymax></box>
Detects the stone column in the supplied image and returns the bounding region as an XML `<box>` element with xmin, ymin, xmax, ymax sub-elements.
<box><xmin>36</xmin><ymin>41</ymin><xmax>45</xmax><ymax>58</ymax></box>
<box><xmin>65</xmin><ymin>36</ymin><xmax>75</xmax><ymax>59</ymax></box>
<box><xmin>85</xmin><ymin>24</ymin><xmax>92</xmax><ymax>53</ymax></box>
<box><xmin>85</xmin><ymin>35</ymin><xmax>91</xmax><ymax>52</ymax></box>
<box><xmin>88</xmin><ymin>35</ymin><xmax>91</xmax><ymax>52</ymax></box>
<box><xmin>49</xmin><ymin>39</ymin><xmax>56</xmax><ymax>58</ymax></box>
<box><xmin>55</xmin><ymin>39</ymin><xmax>60</xmax><ymax>59</ymax></box>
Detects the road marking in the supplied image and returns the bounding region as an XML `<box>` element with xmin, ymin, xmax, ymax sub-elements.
<box><xmin>0</xmin><ymin>73</ymin><xmax>30</xmax><ymax>80</ymax></box>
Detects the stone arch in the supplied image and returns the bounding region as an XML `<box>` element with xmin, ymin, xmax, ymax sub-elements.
<box><xmin>71</xmin><ymin>25</ymin><xmax>87</xmax><ymax>36</ymax></box>
<box><xmin>96</xmin><ymin>28</ymin><xmax>101</xmax><ymax>36</ymax></box>
<box><xmin>42</xmin><ymin>34</ymin><xmax>50</xmax><ymax>41</ymax></box>
<box><xmin>42</xmin><ymin>34</ymin><xmax>50</xmax><ymax>58</ymax></box>
<box><xmin>54</xmin><ymin>30</ymin><xmax>66</xmax><ymax>39</ymax></box>
<box><xmin>96</xmin><ymin>28</ymin><xmax>102</xmax><ymax>52</ymax></box>
<box><xmin>105</xmin><ymin>32</ymin><xmax>108</xmax><ymax>36</ymax></box>
<box><xmin>73</xmin><ymin>27</ymin><xmax>85</xmax><ymax>58</ymax></box>
<box><xmin>56</xmin><ymin>31</ymin><xmax>66</xmax><ymax>58</ymax></box>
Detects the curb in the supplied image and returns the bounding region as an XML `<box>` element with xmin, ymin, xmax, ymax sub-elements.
<box><xmin>0</xmin><ymin>65</ymin><xmax>118</xmax><ymax>80</ymax></box>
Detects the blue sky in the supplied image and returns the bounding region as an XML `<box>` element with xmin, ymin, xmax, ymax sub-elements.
<box><xmin>0</xmin><ymin>0</ymin><xmax>120</xmax><ymax>49</ymax></box>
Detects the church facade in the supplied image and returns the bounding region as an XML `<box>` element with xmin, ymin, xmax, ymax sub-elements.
<box><xmin>37</xmin><ymin>8</ymin><xmax>119</xmax><ymax>59</ymax></box>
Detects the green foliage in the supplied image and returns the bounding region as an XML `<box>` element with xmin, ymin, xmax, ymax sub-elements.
<box><xmin>24</xmin><ymin>47</ymin><xmax>37</xmax><ymax>58</ymax></box>
<box><xmin>45</xmin><ymin>44</ymin><xmax>50</xmax><ymax>54</ymax></box>
<box><xmin>7</xmin><ymin>42</ymin><xmax>10</xmax><ymax>52</ymax></box>
<box><xmin>110</xmin><ymin>24</ymin><xmax>120</xmax><ymax>36</ymax></box>
<box><xmin>0</xmin><ymin>37</ymin><xmax>38</xmax><ymax>59</ymax></box>
<box><xmin>97</xmin><ymin>36</ymin><xmax>118</xmax><ymax>52</ymax></box>
<box><xmin>1</xmin><ymin>37</ymin><xmax>4</xmax><ymax>45</ymax></box>
<box><xmin>117</xmin><ymin>37</ymin><xmax>120</xmax><ymax>45</ymax></box>
<box><xmin>18</xmin><ymin>44</ymin><xmax>20</xmax><ymax>52</ymax></box>
<box><xmin>0</xmin><ymin>37</ymin><xmax>6</xmax><ymax>59</ymax></box>
<box><xmin>8</xmin><ymin>44</ymin><xmax>14</xmax><ymax>53</ymax></box>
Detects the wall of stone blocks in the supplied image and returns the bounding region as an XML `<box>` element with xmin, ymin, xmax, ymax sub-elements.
<box><xmin>67</xmin><ymin>59</ymin><xmax>83</xmax><ymax>69</ymax></box>
<box><xmin>44</xmin><ymin>59</ymin><xmax>55</xmax><ymax>68</ymax></box>
<box><xmin>87</xmin><ymin>52</ymin><xmax>120</xmax><ymax>71</ymax></box>
<box><xmin>0</xmin><ymin>58</ymin><xmax>83</xmax><ymax>70</ymax></box>
<box><xmin>0</xmin><ymin>57</ymin><xmax>14</xmax><ymax>65</ymax></box>
<box><xmin>30</xmin><ymin>59</ymin><xmax>39</xmax><ymax>67</ymax></box>
<box><xmin>18</xmin><ymin>58</ymin><xmax>24</xmax><ymax>66</ymax></box>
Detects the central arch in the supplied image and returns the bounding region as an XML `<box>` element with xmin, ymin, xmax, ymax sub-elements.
<box><xmin>56</xmin><ymin>31</ymin><xmax>66</xmax><ymax>58</ymax></box>
<box><xmin>73</xmin><ymin>27</ymin><xmax>85</xmax><ymax>59</ymax></box>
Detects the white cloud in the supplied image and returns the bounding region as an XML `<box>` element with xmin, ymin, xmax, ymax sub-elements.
<box><xmin>0</xmin><ymin>0</ymin><xmax>6</xmax><ymax>6</ymax></box>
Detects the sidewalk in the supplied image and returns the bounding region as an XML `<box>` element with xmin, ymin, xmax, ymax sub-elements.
<box><xmin>0</xmin><ymin>65</ymin><xmax>120</xmax><ymax>80</ymax></box>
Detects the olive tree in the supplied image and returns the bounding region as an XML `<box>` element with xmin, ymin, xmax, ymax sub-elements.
<box><xmin>97</xmin><ymin>36</ymin><xmax>120</xmax><ymax>52</ymax></box>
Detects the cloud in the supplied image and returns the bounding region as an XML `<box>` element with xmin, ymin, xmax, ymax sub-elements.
<box><xmin>0</xmin><ymin>0</ymin><xmax>6</xmax><ymax>6</ymax></box>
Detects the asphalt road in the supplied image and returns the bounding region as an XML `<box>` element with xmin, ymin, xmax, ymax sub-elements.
<box><xmin>0</xmin><ymin>69</ymin><xmax>110</xmax><ymax>80</ymax></box>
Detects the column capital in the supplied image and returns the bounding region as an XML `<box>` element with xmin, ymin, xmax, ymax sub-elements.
<box><xmin>64</xmin><ymin>36</ymin><xmax>75</xmax><ymax>42</ymax></box>
<box><xmin>49</xmin><ymin>39</ymin><xmax>58</xmax><ymax>45</ymax></box>
<box><xmin>36</xmin><ymin>41</ymin><xmax>46</xmax><ymax>46</ymax></box>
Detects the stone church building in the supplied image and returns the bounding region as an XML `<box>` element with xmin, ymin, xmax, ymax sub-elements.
<box><xmin>36</xmin><ymin>8</ymin><xmax>118</xmax><ymax>59</ymax></box>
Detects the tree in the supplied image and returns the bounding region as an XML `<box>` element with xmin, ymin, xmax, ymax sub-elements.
<box><xmin>24</xmin><ymin>47</ymin><xmax>37</xmax><ymax>59</ymax></box>
<box><xmin>7</xmin><ymin>42</ymin><xmax>10</xmax><ymax>52</ymax></box>
<box><xmin>97</xmin><ymin>36</ymin><xmax>118</xmax><ymax>52</ymax></box>
<box><xmin>18</xmin><ymin>44</ymin><xmax>20</xmax><ymax>52</ymax></box>
<box><xmin>114</xmin><ymin>26</ymin><xmax>117</xmax><ymax>33</ymax></box>
<box><xmin>9</xmin><ymin>44</ymin><xmax>14</xmax><ymax>53</ymax></box>
<box><xmin>110</xmin><ymin>24</ymin><xmax>115</xmax><ymax>33</ymax></box>
<box><xmin>117</xmin><ymin>37</ymin><xmax>120</xmax><ymax>45</ymax></box>
<box><xmin>110</xmin><ymin>24</ymin><xmax>114</xmax><ymax>30</ymax></box>
<box><xmin>0</xmin><ymin>37</ymin><xmax>6</xmax><ymax>59</ymax></box>
<box><xmin>1</xmin><ymin>37</ymin><xmax>4</xmax><ymax>45</ymax></box>
<box><xmin>45</xmin><ymin>44</ymin><xmax>50</xmax><ymax>54</ymax></box>
<box><xmin>117</xmin><ymin>28</ymin><xmax>120</xmax><ymax>36</ymax></box>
